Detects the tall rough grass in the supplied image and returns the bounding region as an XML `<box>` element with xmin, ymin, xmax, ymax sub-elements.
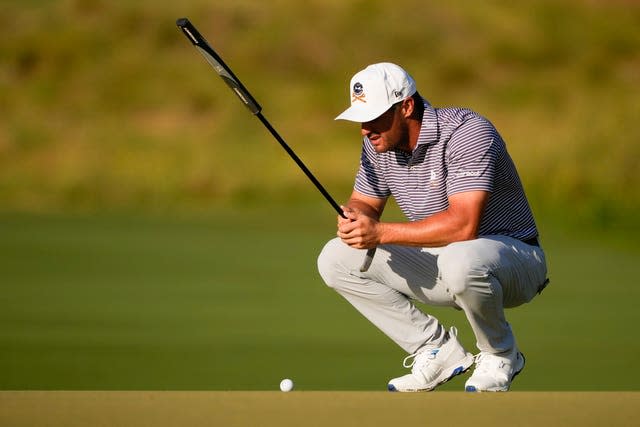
<box><xmin>1</xmin><ymin>0</ymin><xmax>639</xmax><ymax>230</ymax></box>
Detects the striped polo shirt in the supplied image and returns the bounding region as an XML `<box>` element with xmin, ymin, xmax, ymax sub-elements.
<box><xmin>354</xmin><ymin>99</ymin><xmax>538</xmax><ymax>241</ymax></box>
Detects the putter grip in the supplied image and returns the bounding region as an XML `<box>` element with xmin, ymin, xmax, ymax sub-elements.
<box><xmin>177</xmin><ymin>17</ymin><xmax>262</xmax><ymax>115</ymax></box>
<box><xmin>360</xmin><ymin>248</ymin><xmax>376</xmax><ymax>272</ymax></box>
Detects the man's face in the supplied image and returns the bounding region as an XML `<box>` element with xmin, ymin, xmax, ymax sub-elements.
<box><xmin>360</xmin><ymin>102</ymin><xmax>410</xmax><ymax>153</ymax></box>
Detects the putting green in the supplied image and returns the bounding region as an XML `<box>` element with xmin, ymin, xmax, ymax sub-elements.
<box><xmin>0</xmin><ymin>391</ymin><xmax>637</xmax><ymax>426</ymax></box>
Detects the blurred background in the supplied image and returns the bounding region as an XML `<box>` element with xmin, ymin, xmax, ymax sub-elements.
<box><xmin>1</xmin><ymin>0</ymin><xmax>639</xmax><ymax>390</ymax></box>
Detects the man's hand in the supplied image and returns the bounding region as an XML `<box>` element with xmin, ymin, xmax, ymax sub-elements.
<box><xmin>337</xmin><ymin>205</ymin><xmax>381</xmax><ymax>249</ymax></box>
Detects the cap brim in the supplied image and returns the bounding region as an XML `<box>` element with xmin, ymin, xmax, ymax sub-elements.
<box><xmin>334</xmin><ymin>103</ymin><xmax>392</xmax><ymax>122</ymax></box>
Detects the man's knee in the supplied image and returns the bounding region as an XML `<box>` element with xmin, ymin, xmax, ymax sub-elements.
<box><xmin>317</xmin><ymin>237</ymin><xmax>350</xmax><ymax>289</ymax></box>
<box><xmin>437</xmin><ymin>241</ymin><xmax>492</xmax><ymax>296</ymax></box>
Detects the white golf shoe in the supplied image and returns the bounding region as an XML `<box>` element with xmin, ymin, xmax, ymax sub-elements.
<box><xmin>464</xmin><ymin>348</ymin><xmax>525</xmax><ymax>392</ymax></box>
<box><xmin>387</xmin><ymin>327</ymin><xmax>474</xmax><ymax>392</ymax></box>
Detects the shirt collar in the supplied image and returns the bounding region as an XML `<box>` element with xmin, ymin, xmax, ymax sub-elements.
<box><xmin>416</xmin><ymin>99</ymin><xmax>439</xmax><ymax>147</ymax></box>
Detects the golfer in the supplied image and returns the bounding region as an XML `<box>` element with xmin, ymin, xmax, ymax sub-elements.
<box><xmin>317</xmin><ymin>63</ymin><xmax>549</xmax><ymax>392</ymax></box>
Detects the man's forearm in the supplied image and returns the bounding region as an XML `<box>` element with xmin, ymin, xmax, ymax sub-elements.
<box><xmin>378</xmin><ymin>210</ymin><xmax>478</xmax><ymax>248</ymax></box>
<box><xmin>377</xmin><ymin>191</ymin><xmax>487</xmax><ymax>247</ymax></box>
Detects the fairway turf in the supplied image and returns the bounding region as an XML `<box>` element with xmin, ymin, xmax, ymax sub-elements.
<box><xmin>1</xmin><ymin>391</ymin><xmax>638</xmax><ymax>427</ymax></box>
<box><xmin>1</xmin><ymin>208</ymin><xmax>639</xmax><ymax>391</ymax></box>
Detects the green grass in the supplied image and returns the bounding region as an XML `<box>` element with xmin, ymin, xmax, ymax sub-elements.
<box><xmin>1</xmin><ymin>208</ymin><xmax>638</xmax><ymax>391</ymax></box>
<box><xmin>1</xmin><ymin>0</ymin><xmax>639</xmax><ymax>227</ymax></box>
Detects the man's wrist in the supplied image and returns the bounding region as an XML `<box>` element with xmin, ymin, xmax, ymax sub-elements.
<box><xmin>376</xmin><ymin>222</ymin><xmax>389</xmax><ymax>245</ymax></box>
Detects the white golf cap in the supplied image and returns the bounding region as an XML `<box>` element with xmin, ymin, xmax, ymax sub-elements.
<box><xmin>335</xmin><ymin>62</ymin><xmax>417</xmax><ymax>122</ymax></box>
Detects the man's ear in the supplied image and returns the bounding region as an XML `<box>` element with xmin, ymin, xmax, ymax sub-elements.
<box><xmin>401</xmin><ymin>97</ymin><xmax>415</xmax><ymax>118</ymax></box>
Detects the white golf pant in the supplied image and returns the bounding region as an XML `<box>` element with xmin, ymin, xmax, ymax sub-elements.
<box><xmin>317</xmin><ymin>236</ymin><xmax>548</xmax><ymax>354</ymax></box>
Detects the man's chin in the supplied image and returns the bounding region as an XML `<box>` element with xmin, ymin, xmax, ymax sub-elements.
<box><xmin>371</xmin><ymin>143</ymin><xmax>388</xmax><ymax>153</ymax></box>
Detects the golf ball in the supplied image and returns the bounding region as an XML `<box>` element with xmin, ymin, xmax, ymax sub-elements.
<box><xmin>279</xmin><ymin>378</ymin><xmax>294</xmax><ymax>392</ymax></box>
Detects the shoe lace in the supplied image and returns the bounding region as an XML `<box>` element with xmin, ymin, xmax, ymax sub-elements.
<box><xmin>402</xmin><ymin>327</ymin><xmax>458</xmax><ymax>370</ymax></box>
<box><xmin>403</xmin><ymin>348</ymin><xmax>439</xmax><ymax>369</ymax></box>
<box><xmin>473</xmin><ymin>352</ymin><xmax>506</xmax><ymax>374</ymax></box>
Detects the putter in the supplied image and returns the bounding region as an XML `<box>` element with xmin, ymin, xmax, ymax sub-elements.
<box><xmin>176</xmin><ymin>18</ymin><xmax>375</xmax><ymax>272</ymax></box>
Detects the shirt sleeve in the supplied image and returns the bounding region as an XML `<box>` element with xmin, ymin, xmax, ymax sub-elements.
<box><xmin>445</xmin><ymin>116</ymin><xmax>502</xmax><ymax>196</ymax></box>
<box><xmin>353</xmin><ymin>138</ymin><xmax>391</xmax><ymax>198</ymax></box>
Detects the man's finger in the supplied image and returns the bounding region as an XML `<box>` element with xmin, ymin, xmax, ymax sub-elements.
<box><xmin>337</xmin><ymin>220</ymin><xmax>358</xmax><ymax>235</ymax></box>
<box><xmin>340</xmin><ymin>205</ymin><xmax>360</xmax><ymax>220</ymax></box>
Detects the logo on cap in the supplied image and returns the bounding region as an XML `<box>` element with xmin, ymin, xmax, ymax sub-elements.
<box><xmin>393</xmin><ymin>90</ymin><xmax>403</xmax><ymax>99</ymax></box>
<box><xmin>352</xmin><ymin>82</ymin><xmax>366</xmax><ymax>103</ymax></box>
